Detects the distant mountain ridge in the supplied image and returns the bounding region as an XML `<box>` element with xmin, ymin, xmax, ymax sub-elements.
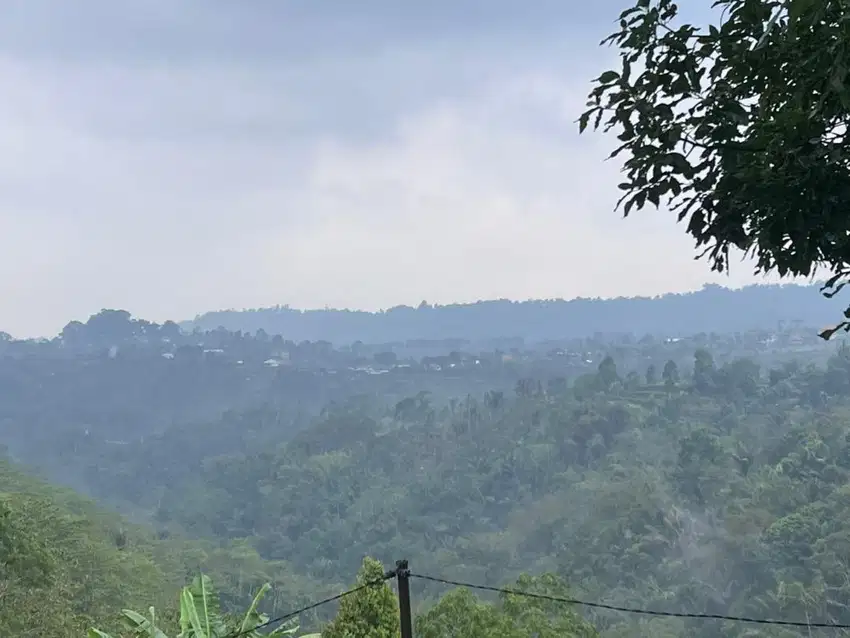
<box><xmin>183</xmin><ymin>283</ymin><xmax>840</xmax><ymax>345</ymax></box>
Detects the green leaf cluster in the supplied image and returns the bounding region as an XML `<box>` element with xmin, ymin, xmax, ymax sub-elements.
<box><xmin>581</xmin><ymin>0</ymin><xmax>850</xmax><ymax>333</ymax></box>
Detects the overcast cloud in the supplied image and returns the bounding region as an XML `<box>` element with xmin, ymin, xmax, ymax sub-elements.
<box><xmin>0</xmin><ymin>1</ymin><xmax>790</xmax><ymax>337</ymax></box>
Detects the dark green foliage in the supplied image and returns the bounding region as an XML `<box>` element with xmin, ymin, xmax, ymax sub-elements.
<box><xmin>416</xmin><ymin>574</ymin><xmax>598</xmax><ymax>638</ymax></box>
<box><xmin>323</xmin><ymin>558</ymin><xmax>399</xmax><ymax>638</ymax></box>
<box><xmin>693</xmin><ymin>350</ymin><xmax>716</xmax><ymax>393</ymax></box>
<box><xmin>8</xmin><ymin>310</ymin><xmax>850</xmax><ymax>637</ymax></box>
<box><xmin>68</xmin><ymin>340</ymin><xmax>850</xmax><ymax>636</ymax></box>
<box><xmin>662</xmin><ymin>359</ymin><xmax>679</xmax><ymax>386</ymax></box>
<box><xmin>580</xmin><ymin>0</ymin><xmax>850</xmax><ymax>335</ymax></box>
<box><xmin>0</xmin><ymin>460</ymin><xmax>180</xmax><ymax>636</ymax></box>
<box><xmin>0</xmin><ymin>460</ymin><xmax>323</xmax><ymax>637</ymax></box>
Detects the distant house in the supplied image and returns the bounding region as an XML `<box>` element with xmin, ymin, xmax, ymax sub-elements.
<box><xmin>264</xmin><ymin>352</ymin><xmax>291</xmax><ymax>367</ymax></box>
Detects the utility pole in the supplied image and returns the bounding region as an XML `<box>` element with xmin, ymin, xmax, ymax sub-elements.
<box><xmin>396</xmin><ymin>559</ymin><xmax>413</xmax><ymax>638</ymax></box>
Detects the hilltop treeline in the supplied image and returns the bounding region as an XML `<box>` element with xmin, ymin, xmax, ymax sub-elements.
<box><xmin>5</xmin><ymin>321</ymin><xmax>850</xmax><ymax>636</ymax></box>
<box><xmin>0</xmin><ymin>307</ymin><xmax>834</xmax><ymax>499</ymax></box>
<box><xmin>186</xmin><ymin>283</ymin><xmax>836</xmax><ymax>343</ymax></box>
<box><xmin>6</xmin><ymin>302</ymin><xmax>850</xmax><ymax>636</ymax></box>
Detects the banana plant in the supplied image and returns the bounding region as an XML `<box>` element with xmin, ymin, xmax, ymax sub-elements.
<box><xmin>88</xmin><ymin>606</ymin><xmax>168</xmax><ymax>638</ymax></box>
<box><xmin>231</xmin><ymin>581</ymin><xmax>302</xmax><ymax>638</ymax></box>
<box><xmin>88</xmin><ymin>574</ymin><xmax>311</xmax><ymax>638</ymax></box>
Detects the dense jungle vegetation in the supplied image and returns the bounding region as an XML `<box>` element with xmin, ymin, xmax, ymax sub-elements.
<box><xmin>4</xmin><ymin>287</ymin><xmax>850</xmax><ymax>636</ymax></box>
<box><xmin>0</xmin><ymin>457</ymin><xmax>331</xmax><ymax>636</ymax></box>
<box><xmin>99</xmin><ymin>339</ymin><xmax>850</xmax><ymax>637</ymax></box>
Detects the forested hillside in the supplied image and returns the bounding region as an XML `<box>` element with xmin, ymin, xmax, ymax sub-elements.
<box><xmin>80</xmin><ymin>344</ymin><xmax>850</xmax><ymax>637</ymax></box>
<box><xmin>185</xmin><ymin>283</ymin><xmax>836</xmax><ymax>344</ymax></box>
<box><xmin>4</xmin><ymin>304</ymin><xmax>850</xmax><ymax>636</ymax></box>
<box><xmin>0</xmin><ymin>457</ymin><xmax>178</xmax><ymax>636</ymax></box>
<box><xmin>1</xmin><ymin>307</ymin><xmax>834</xmax><ymax>506</ymax></box>
<box><xmin>6</xmin><ymin>0</ymin><xmax>850</xmax><ymax>634</ymax></box>
<box><xmin>0</xmin><ymin>454</ymin><xmax>341</xmax><ymax>636</ymax></box>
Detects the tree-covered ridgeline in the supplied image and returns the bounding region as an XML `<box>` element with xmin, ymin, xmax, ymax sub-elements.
<box><xmin>17</xmin><ymin>334</ymin><xmax>846</xmax><ymax>636</ymax></box>
<box><xmin>185</xmin><ymin>283</ymin><xmax>833</xmax><ymax>343</ymax></box>
<box><xmin>3</xmin><ymin>302</ymin><xmax>833</xmax><ymax>507</ymax></box>
<box><xmin>7</xmin><ymin>315</ymin><xmax>850</xmax><ymax>636</ymax></box>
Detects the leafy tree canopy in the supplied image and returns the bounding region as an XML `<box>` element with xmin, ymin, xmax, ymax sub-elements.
<box><xmin>580</xmin><ymin>0</ymin><xmax>850</xmax><ymax>336</ymax></box>
<box><xmin>322</xmin><ymin>557</ymin><xmax>399</xmax><ymax>638</ymax></box>
<box><xmin>416</xmin><ymin>574</ymin><xmax>598</xmax><ymax>638</ymax></box>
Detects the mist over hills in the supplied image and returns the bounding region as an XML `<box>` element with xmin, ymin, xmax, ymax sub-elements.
<box><xmin>6</xmin><ymin>279</ymin><xmax>850</xmax><ymax>636</ymax></box>
<box><xmin>184</xmin><ymin>282</ymin><xmax>835</xmax><ymax>344</ymax></box>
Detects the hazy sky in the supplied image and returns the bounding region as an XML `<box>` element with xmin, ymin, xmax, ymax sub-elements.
<box><xmin>1</xmin><ymin>1</ymin><xmax>789</xmax><ymax>337</ymax></box>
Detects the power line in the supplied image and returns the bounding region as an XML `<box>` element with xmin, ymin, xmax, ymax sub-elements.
<box><xmin>226</xmin><ymin>571</ymin><xmax>396</xmax><ymax>638</ymax></box>
<box><xmin>222</xmin><ymin>563</ymin><xmax>850</xmax><ymax>636</ymax></box>
<box><xmin>411</xmin><ymin>572</ymin><xmax>850</xmax><ymax>630</ymax></box>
